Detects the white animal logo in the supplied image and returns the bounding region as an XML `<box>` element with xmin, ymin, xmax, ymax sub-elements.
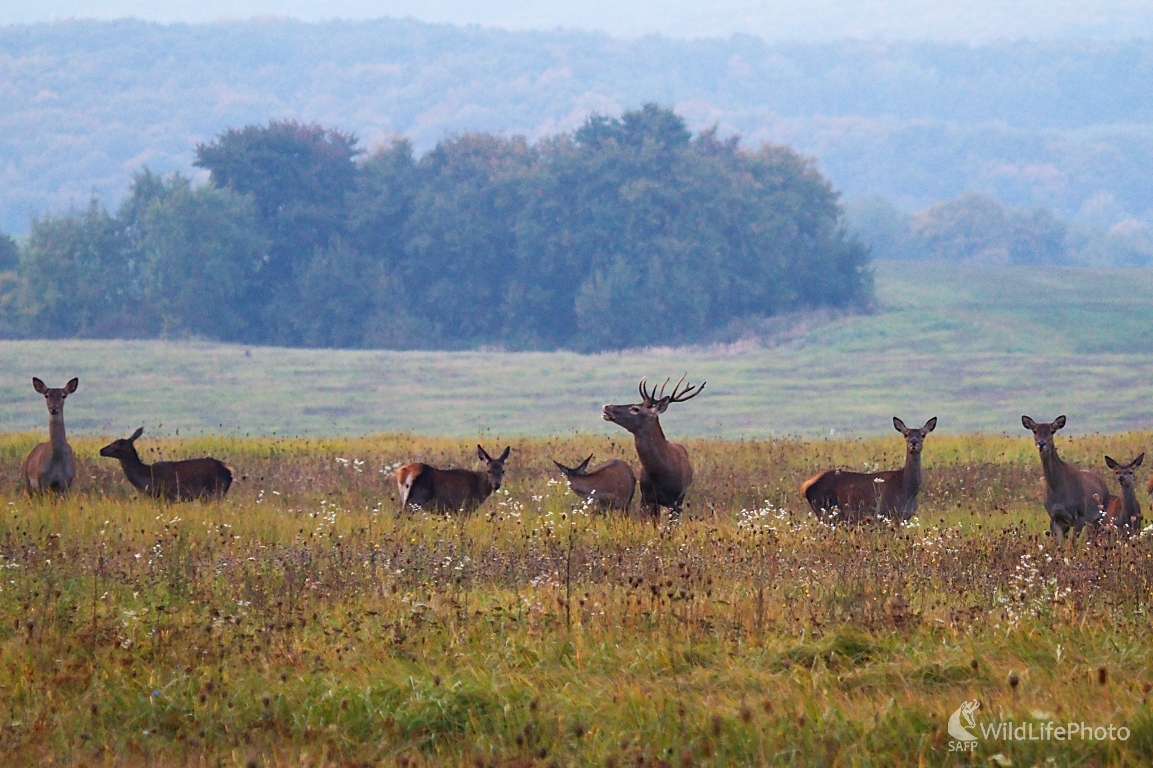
<box><xmin>948</xmin><ymin>700</ymin><xmax>981</xmax><ymax>742</ymax></box>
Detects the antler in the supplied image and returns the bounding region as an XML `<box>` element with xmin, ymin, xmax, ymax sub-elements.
<box><xmin>638</xmin><ymin>374</ymin><xmax>705</xmax><ymax>406</ymax></box>
<box><xmin>638</xmin><ymin>377</ymin><xmax>661</xmax><ymax>405</ymax></box>
<box><xmin>667</xmin><ymin>373</ymin><xmax>705</xmax><ymax>403</ymax></box>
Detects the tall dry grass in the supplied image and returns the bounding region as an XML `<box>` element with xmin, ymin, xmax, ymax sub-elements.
<box><xmin>1</xmin><ymin>431</ymin><xmax>1151</xmax><ymax>766</ymax></box>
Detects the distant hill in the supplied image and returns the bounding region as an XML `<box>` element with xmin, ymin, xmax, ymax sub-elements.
<box><xmin>2</xmin><ymin>19</ymin><xmax>1153</xmax><ymax>235</ymax></box>
<box><xmin>5</xmin><ymin>0</ymin><xmax>1153</xmax><ymax>43</ymax></box>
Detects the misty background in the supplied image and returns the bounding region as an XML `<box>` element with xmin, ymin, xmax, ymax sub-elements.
<box><xmin>3</xmin><ymin>2</ymin><xmax>1153</xmax><ymax>306</ymax></box>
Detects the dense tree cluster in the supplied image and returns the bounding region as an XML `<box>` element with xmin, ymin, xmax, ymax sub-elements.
<box><xmin>0</xmin><ymin>107</ymin><xmax>872</xmax><ymax>350</ymax></box>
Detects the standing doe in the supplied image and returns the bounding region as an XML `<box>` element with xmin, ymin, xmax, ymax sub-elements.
<box><xmin>1104</xmin><ymin>453</ymin><xmax>1144</xmax><ymax>535</ymax></box>
<box><xmin>395</xmin><ymin>445</ymin><xmax>510</xmax><ymax>514</ymax></box>
<box><xmin>552</xmin><ymin>454</ymin><xmax>637</xmax><ymax>512</ymax></box>
<box><xmin>1022</xmin><ymin>415</ymin><xmax>1112</xmax><ymax>544</ymax></box>
<box><xmin>801</xmin><ymin>417</ymin><xmax>937</xmax><ymax>523</ymax></box>
<box><xmin>99</xmin><ymin>427</ymin><xmax>233</xmax><ymax>501</ymax></box>
<box><xmin>23</xmin><ymin>377</ymin><xmax>79</xmax><ymax>495</ymax></box>
<box><xmin>602</xmin><ymin>375</ymin><xmax>705</xmax><ymax>523</ymax></box>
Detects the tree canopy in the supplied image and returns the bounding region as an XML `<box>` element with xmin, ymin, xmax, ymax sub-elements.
<box><xmin>3</xmin><ymin>107</ymin><xmax>872</xmax><ymax>350</ymax></box>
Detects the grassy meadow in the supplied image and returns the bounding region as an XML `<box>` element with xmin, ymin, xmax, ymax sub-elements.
<box><xmin>2</xmin><ymin>429</ymin><xmax>1153</xmax><ymax>766</ymax></box>
<box><xmin>3</xmin><ymin>262</ymin><xmax>1153</xmax><ymax>439</ymax></box>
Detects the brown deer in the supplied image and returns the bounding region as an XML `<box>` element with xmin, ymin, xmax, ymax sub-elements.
<box><xmin>395</xmin><ymin>445</ymin><xmax>510</xmax><ymax>514</ymax></box>
<box><xmin>552</xmin><ymin>454</ymin><xmax>637</xmax><ymax>512</ymax></box>
<box><xmin>602</xmin><ymin>375</ymin><xmax>705</xmax><ymax>523</ymax></box>
<box><xmin>99</xmin><ymin>427</ymin><xmax>233</xmax><ymax>501</ymax></box>
<box><xmin>22</xmin><ymin>377</ymin><xmax>79</xmax><ymax>495</ymax></box>
<box><xmin>801</xmin><ymin>417</ymin><xmax>937</xmax><ymax>523</ymax></box>
<box><xmin>1105</xmin><ymin>453</ymin><xmax>1144</xmax><ymax>535</ymax></box>
<box><xmin>1022</xmin><ymin>415</ymin><xmax>1112</xmax><ymax>544</ymax></box>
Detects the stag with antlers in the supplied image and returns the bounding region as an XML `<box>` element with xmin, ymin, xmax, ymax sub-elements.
<box><xmin>602</xmin><ymin>374</ymin><xmax>705</xmax><ymax>524</ymax></box>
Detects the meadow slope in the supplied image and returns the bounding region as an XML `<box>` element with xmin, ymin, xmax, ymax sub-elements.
<box><xmin>3</xmin><ymin>262</ymin><xmax>1153</xmax><ymax>438</ymax></box>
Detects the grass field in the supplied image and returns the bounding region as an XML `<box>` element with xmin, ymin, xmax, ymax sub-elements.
<box><xmin>3</xmin><ymin>262</ymin><xmax>1153</xmax><ymax>439</ymax></box>
<box><xmin>2</xmin><ymin>429</ymin><xmax>1153</xmax><ymax>766</ymax></box>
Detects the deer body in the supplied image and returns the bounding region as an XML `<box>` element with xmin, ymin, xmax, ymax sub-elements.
<box><xmin>100</xmin><ymin>428</ymin><xmax>232</xmax><ymax>501</ymax></box>
<box><xmin>1023</xmin><ymin>415</ymin><xmax>1112</xmax><ymax>544</ymax></box>
<box><xmin>396</xmin><ymin>445</ymin><xmax>509</xmax><ymax>514</ymax></box>
<box><xmin>802</xmin><ymin>417</ymin><xmax>936</xmax><ymax>523</ymax></box>
<box><xmin>603</xmin><ymin>375</ymin><xmax>704</xmax><ymax>523</ymax></box>
<box><xmin>553</xmin><ymin>455</ymin><xmax>636</xmax><ymax>511</ymax></box>
<box><xmin>1105</xmin><ymin>453</ymin><xmax>1144</xmax><ymax>535</ymax></box>
<box><xmin>22</xmin><ymin>377</ymin><xmax>78</xmax><ymax>495</ymax></box>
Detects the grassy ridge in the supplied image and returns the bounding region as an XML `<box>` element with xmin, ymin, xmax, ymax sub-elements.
<box><xmin>1</xmin><ymin>430</ymin><xmax>1153</xmax><ymax>765</ymax></box>
<box><xmin>3</xmin><ymin>262</ymin><xmax>1153</xmax><ymax>438</ymax></box>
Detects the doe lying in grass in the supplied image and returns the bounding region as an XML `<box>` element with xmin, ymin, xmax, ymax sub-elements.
<box><xmin>22</xmin><ymin>377</ymin><xmax>78</xmax><ymax>496</ymax></box>
<box><xmin>552</xmin><ymin>454</ymin><xmax>637</xmax><ymax>512</ymax></box>
<box><xmin>801</xmin><ymin>416</ymin><xmax>936</xmax><ymax>523</ymax></box>
<box><xmin>99</xmin><ymin>427</ymin><xmax>233</xmax><ymax>501</ymax></box>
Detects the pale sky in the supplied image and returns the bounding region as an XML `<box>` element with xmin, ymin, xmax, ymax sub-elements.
<box><xmin>3</xmin><ymin>0</ymin><xmax>1152</xmax><ymax>41</ymax></box>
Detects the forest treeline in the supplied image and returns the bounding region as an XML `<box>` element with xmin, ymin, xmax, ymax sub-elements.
<box><xmin>0</xmin><ymin>106</ymin><xmax>871</xmax><ymax>351</ymax></box>
<box><xmin>847</xmin><ymin>193</ymin><xmax>1153</xmax><ymax>267</ymax></box>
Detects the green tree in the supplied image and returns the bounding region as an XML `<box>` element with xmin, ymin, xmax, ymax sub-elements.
<box><xmin>18</xmin><ymin>198</ymin><xmax>151</xmax><ymax>337</ymax></box>
<box><xmin>0</xmin><ymin>233</ymin><xmax>18</xmax><ymax>272</ymax></box>
<box><xmin>194</xmin><ymin>120</ymin><xmax>361</xmax><ymax>343</ymax></box>
<box><xmin>398</xmin><ymin>133</ymin><xmax>536</xmax><ymax>347</ymax></box>
<box><xmin>138</xmin><ymin>179</ymin><xmax>265</xmax><ymax>340</ymax></box>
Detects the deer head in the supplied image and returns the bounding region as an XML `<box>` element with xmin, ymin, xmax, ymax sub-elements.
<box><xmin>1022</xmin><ymin>415</ymin><xmax>1066</xmax><ymax>457</ymax></box>
<box><xmin>33</xmin><ymin>377</ymin><xmax>78</xmax><ymax>416</ymax></box>
<box><xmin>553</xmin><ymin>454</ymin><xmax>594</xmax><ymax>478</ymax></box>
<box><xmin>477</xmin><ymin>445</ymin><xmax>510</xmax><ymax>490</ymax></box>
<box><xmin>99</xmin><ymin>427</ymin><xmax>145</xmax><ymax>461</ymax></box>
<box><xmin>893</xmin><ymin>416</ymin><xmax>936</xmax><ymax>454</ymax></box>
<box><xmin>602</xmin><ymin>374</ymin><xmax>705</xmax><ymax>434</ymax></box>
<box><xmin>1105</xmin><ymin>452</ymin><xmax>1144</xmax><ymax>491</ymax></box>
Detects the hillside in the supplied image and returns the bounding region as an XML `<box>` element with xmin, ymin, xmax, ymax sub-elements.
<box><xmin>2</xmin><ymin>19</ymin><xmax>1153</xmax><ymax>234</ymax></box>
<box><xmin>2</xmin><ymin>261</ymin><xmax>1152</xmax><ymax>438</ymax></box>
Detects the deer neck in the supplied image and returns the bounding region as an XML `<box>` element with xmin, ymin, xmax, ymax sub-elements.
<box><xmin>633</xmin><ymin>420</ymin><xmax>674</xmax><ymax>475</ymax></box>
<box><xmin>900</xmin><ymin>445</ymin><xmax>922</xmax><ymax>500</ymax></box>
<box><xmin>1121</xmin><ymin>482</ymin><xmax>1139</xmax><ymax>520</ymax></box>
<box><xmin>116</xmin><ymin>448</ymin><xmax>154</xmax><ymax>491</ymax></box>
<box><xmin>1038</xmin><ymin>446</ymin><xmax>1068</xmax><ymax>493</ymax></box>
<box><xmin>48</xmin><ymin>412</ymin><xmax>69</xmax><ymax>460</ymax></box>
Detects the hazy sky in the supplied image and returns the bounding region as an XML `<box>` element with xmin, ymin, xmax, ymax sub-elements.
<box><xmin>3</xmin><ymin>0</ymin><xmax>1152</xmax><ymax>41</ymax></box>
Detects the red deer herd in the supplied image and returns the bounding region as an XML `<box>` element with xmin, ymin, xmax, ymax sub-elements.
<box><xmin>15</xmin><ymin>376</ymin><xmax>1153</xmax><ymax>541</ymax></box>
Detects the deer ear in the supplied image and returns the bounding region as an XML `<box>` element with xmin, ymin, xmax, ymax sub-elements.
<box><xmin>553</xmin><ymin>460</ymin><xmax>569</xmax><ymax>475</ymax></box>
<box><xmin>64</xmin><ymin>377</ymin><xmax>78</xmax><ymax>394</ymax></box>
<box><xmin>498</xmin><ymin>446</ymin><xmax>510</xmax><ymax>461</ymax></box>
<box><xmin>130</xmin><ymin>427</ymin><xmax>144</xmax><ymax>441</ymax></box>
<box><xmin>1106</xmin><ymin>455</ymin><xmax>1119</xmax><ymax>469</ymax></box>
<box><xmin>653</xmin><ymin>397</ymin><xmax>672</xmax><ymax>414</ymax></box>
<box><xmin>32</xmin><ymin>377</ymin><xmax>47</xmax><ymax>394</ymax></box>
<box><xmin>922</xmin><ymin>417</ymin><xmax>937</xmax><ymax>434</ymax></box>
<box><xmin>1053</xmin><ymin>415</ymin><xmax>1066</xmax><ymax>430</ymax></box>
<box><xmin>477</xmin><ymin>445</ymin><xmax>491</xmax><ymax>462</ymax></box>
<box><xmin>1135</xmin><ymin>452</ymin><xmax>1145</xmax><ymax>467</ymax></box>
<box><xmin>1021</xmin><ymin>415</ymin><xmax>1036</xmax><ymax>431</ymax></box>
<box><xmin>577</xmin><ymin>454</ymin><xmax>593</xmax><ymax>472</ymax></box>
<box><xmin>893</xmin><ymin>417</ymin><xmax>908</xmax><ymax>434</ymax></box>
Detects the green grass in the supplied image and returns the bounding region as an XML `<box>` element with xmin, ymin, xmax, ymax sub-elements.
<box><xmin>3</xmin><ymin>262</ymin><xmax>1153</xmax><ymax>438</ymax></box>
<box><xmin>2</xmin><ymin>431</ymin><xmax>1153</xmax><ymax>766</ymax></box>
